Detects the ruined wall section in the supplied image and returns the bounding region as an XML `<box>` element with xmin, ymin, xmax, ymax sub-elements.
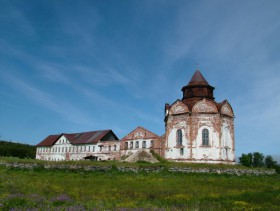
<box><xmin>220</xmin><ymin>115</ymin><xmax>235</xmax><ymax>162</ymax></box>
<box><xmin>190</xmin><ymin>113</ymin><xmax>222</xmax><ymax>163</ymax></box>
<box><xmin>120</xmin><ymin>127</ymin><xmax>162</xmax><ymax>158</ymax></box>
<box><xmin>165</xmin><ymin>113</ymin><xmax>190</xmax><ymax>160</ymax></box>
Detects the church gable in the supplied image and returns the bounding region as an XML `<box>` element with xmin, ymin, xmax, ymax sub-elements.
<box><xmin>169</xmin><ymin>100</ymin><xmax>189</xmax><ymax>115</ymax></box>
<box><xmin>221</xmin><ymin>103</ymin><xmax>234</xmax><ymax>117</ymax></box>
<box><xmin>192</xmin><ymin>98</ymin><xmax>218</xmax><ymax>113</ymax></box>
<box><xmin>122</xmin><ymin>126</ymin><xmax>160</xmax><ymax>141</ymax></box>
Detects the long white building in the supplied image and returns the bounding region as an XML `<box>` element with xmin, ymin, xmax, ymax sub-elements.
<box><xmin>36</xmin><ymin>130</ymin><xmax>120</xmax><ymax>161</ymax></box>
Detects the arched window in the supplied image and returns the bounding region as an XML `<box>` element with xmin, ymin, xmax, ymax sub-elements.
<box><xmin>177</xmin><ymin>129</ymin><xmax>183</xmax><ymax>146</ymax></box>
<box><xmin>202</xmin><ymin>129</ymin><xmax>209</xmax><ymax>146</ymax></box>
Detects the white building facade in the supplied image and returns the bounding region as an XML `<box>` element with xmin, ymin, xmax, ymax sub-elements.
<box><xmin>36</xmin><ymin>130</ymin><xmax>120</xmax><ymax>161</ymax></box>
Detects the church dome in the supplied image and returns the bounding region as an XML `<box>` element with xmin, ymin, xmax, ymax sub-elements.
<box><xmin>181</xmin><ymin>70</ymin><xmax>215</xmax><ymax>101</ymax></box>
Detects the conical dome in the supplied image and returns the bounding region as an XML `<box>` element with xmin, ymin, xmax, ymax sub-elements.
<box><xmin>188</xmin><ymin>70</ymin><xmax>209</xmax><ymax>86</ymax></box>
<box><xmin>181</xmin><ymin>70</ymin><xmax>215</xmax><ymax>100</ymax></box>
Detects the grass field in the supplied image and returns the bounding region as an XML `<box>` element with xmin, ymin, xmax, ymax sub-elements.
<box><xmin>0</xmin><ymin>163</ymin><xmax>280</xmax><ymax>210</ymax></box>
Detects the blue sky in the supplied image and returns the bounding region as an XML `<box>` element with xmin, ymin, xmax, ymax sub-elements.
<box><xmin>1</xmin><ymin>0</ymin><xmax>280</xmax><ymax>159</ymax></box>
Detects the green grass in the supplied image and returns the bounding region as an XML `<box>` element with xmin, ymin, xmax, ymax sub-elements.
<box><xmin>0</xmin><ymin>164</ymin><xmax>280</xmax><ymax>210</ymax></box>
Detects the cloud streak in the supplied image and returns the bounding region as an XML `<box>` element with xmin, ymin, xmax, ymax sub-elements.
<box><xmin>2</xmin><ymin>72</ymin><xmax>97</xmax><ymax>128</ymax></box>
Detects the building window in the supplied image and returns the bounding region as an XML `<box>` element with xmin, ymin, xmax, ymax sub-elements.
<box><xmin>125</xmin><ymin>142</ymin><xmax>128</xmax><ymax>150</ymax></box>
<box><xmin>65</xmin><ymin>147</ymin><xmax>67</xmax><ymax>153</ymax></box>
<box><xmin>114</xmin><ymin>145</ymin><xmax>117</xmax><ymax>151</ymax></box>
<box><xmin>180</xmin><ymin>148</ymin><xmax>184</xmax><ymax>155</ymax></box>
<box><xmin>84</xmin><ymin>146</ymin><xmax>86</xmax><ymax>152</ymax></box>
<box><xmin>142</xmin><ymin>141</ymin><xmax>146</xmax><ymax>148</ymax></box>
<box><xmin>150</xmin><ymin>140</ymin><xmax>154</xmax><ymax>148</ymax></box>
<box><xmin>88</xmin><ymin>146</ymin><xmax>90</xmax><ymax>152</ymax></box>
<box><xmin>62</xmin><ymin>147</ymin><xmax>64</xmax><ymax>153</ymax></box>
<box><xmin>92</xmin><ymin>146</ymin><xmax>95</xmax><ymax>152</ymax></box>
<box><xmin>130</xmin><ymin>142</ymin><xmax>133</xmax><ymax>149</ymax></box>
<box><xmin>109</xmin><ymin>145</ymin><xmax>111</xmax><ymax>151</ymax></box>
<box><xmin>136</xmin><ymin>141</ymin><xmax>139</xmax><ymax>149</ymax></box>
<box><xmin>202</xmin><ymin>129</ymin><xmax>209</xmax><ymax>146</ymax></box>
<box><xmin>177</xmin><ymin>129</ymin><xmax>183</xmax><ymax>146</ymax></box>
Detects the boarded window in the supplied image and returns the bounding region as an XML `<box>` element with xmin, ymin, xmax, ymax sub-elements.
<box><xmin>142</xmin><ymin>141</ymin><xmax>146</xmax><ymax>148</ymax></box>
<box><xmin>125</xmin><ymin>142</ymin><xmax>128</xmax><ymax>150</ymax></box>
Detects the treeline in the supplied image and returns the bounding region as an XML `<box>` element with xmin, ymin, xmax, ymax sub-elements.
<box><xmin>0</xmin><ymin>140</ymin><xmax>36</xmax><ymax>159</ymax></box>
<box><xmin>239</xmin><ymin>152</ymin><xmax>280</xmax><ymax>173</ymax></box>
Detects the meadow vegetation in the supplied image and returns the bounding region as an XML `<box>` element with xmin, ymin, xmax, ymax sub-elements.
<box><xmin>0</xmin><ymin>158</ymin><xmax>279</xmax><ymax>210</ymax></box>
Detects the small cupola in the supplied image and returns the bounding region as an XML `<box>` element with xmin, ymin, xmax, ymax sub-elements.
<box><xmin>181</xmin><ymin>70</ymin><xmax>215</xmax><ymax>100</ymax></box>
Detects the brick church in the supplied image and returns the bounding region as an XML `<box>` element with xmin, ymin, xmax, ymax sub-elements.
<box><xmin>36</xmin><ymin>70</ymin><xmax>235</xmax><ymax>164</ymax></box>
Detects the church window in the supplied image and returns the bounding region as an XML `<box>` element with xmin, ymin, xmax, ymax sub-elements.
<box><xmin>202</xmin><ymin>129</ymin><xmax>209</xmax><ymax>146</ymax></box>
<box><xmin>177</xmin><ymin>129</ymin><xmax>183</xmax><ymax>146</ymax></box>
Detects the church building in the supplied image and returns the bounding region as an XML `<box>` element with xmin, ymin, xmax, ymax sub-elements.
<box><xmin>164</xmin><ymin>70</ymin><xmax>235</xmax><ymax>164</ymax></box>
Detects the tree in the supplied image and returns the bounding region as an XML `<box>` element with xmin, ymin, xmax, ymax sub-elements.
<box><xmin>265</xmin><ymin>155</ymin><xmax>277</xmax><ymax>168</ymax></box>
<box><xmin>253</xmin><ymin>152</ymin><xmax>264</xmax><ymax>167</ymax></box>
<box><xmin>239</xmin><ymin>153</ymin><xmax>253</xmax><ymax>167</ymax></box>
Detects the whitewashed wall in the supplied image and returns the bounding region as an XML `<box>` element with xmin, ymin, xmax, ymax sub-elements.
<box><xmin>36</xmin><ymin>135</ymin><xmax>120</xmax><ymax>161</ymax></box>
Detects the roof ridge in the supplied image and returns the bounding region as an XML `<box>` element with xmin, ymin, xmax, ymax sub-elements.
<box><xmin>121</xmin><ymin>126</ymin><xmax>160</xmax><ymax>140</ymax></box>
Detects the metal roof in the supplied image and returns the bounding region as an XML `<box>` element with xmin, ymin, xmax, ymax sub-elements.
<box><xmin>37</xmin><ymin>130</ymin><xmax>119</xmax><ymax>146</ymax></box>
